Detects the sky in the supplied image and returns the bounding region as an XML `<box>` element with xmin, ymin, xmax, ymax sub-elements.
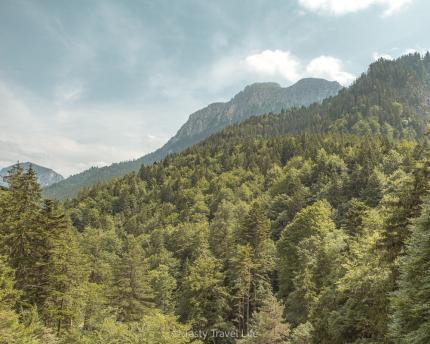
<box><xmin>0</xmin><ymin>0</ymin><xmax>429</xmax><ymax>177</ymax></box>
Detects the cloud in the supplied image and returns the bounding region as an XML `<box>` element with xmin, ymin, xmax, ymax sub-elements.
<box><xmin>298</xmin><ymin>0</ymin><xmax>413</xmax><ymax>17</ymax></box>
<box><xmin>372</xmin><ymin>47</ymin><xmax>428</xmax><ymax>62</ymax></box>
<box><xmin>372</xmin><ymin>52</ymin><xmax>394</xmax><ymax>60</ymax></box>
<box><xmin>239</xmin><ymin>50</ymin><xmax>355</xmax><ymax>86</ymax></box>
<box><xmin>0</xmin><ymin>140</ymin><xmax>45</xmax><ymax>168</ymax></box>
<box><xmin>402</xmin><ymin>47</ymin><xmax>428</xmax><ymax>55</ymax></box>
<box><xmin>0</xmin><ymin>45</ymin><xmax>355</xmax><ymax>178</ymax></box>
<box><xmin>54</xmin><ymin>81</ymin><xmax>85</xmax><ymax>105</ymax></box>
<box><xmin>245</xmin><ymin>50</ymin><xmax>302</xmax><ymax>82</ymax></box>
<box><xmin>0</xmin><ymin>79</ymin><xmax>169</xmax><ymax>177</ymax></box>
<box><xmin>306</xmin><ymin>55</ymin><xmax>355</xmax><ymax>85</ymax></box>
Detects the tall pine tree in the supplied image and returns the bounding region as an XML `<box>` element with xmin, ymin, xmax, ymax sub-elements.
<box><xmin>390</xmin><ymin>196</ymin><xmax>430</xmax><ymax>343</ymax></box>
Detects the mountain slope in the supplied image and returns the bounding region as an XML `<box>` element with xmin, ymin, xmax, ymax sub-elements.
<box><xmin>43</xmin><ymin>78</ymin><xmax>342</xmax><ymax>199</ymax></box>
<box><xmin>206</xmin><ymin>53</ymin><xmax>430</xmax><ymax>144</ymax></box>
<box><xmin>162</xmin><ymin>78</ymin><xmax>342</xmax><ymax>154</ymax></box>
<box><xmin>75</xmin><ymin>53</ymin><xmax>430</xmax><ymax>202</ymax></box>
<box><xmin>0</xmin><ymin>162</ymin><xmax>64</xmax><ymax>188</ymax></box>
<box><xmin>62</xmin><ymin>53</ymin><xmax>430</xmax><ymax>343</ymax></box>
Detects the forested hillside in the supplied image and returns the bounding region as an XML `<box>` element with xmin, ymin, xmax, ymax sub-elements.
<box><xmin>44</xmin><ymin>52</ymin><xmax>430</xmax><ymax>200</ymax></box>
<box><xmin>1</xmin><ymin>53</ymin><xmax>430</xmax><ymax>343</ymax></box>
<box><xmin>43</xmin><ymin>78</ymin><xmax>342</xmax><ymax>200</ymax></box>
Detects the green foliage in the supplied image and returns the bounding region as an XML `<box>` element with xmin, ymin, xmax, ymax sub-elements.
<box><xmin>45</xmin><ymin>54</ymin><xmax>430</xmax><ymax>201</ymax></box>
<box><xmin>2</xmin><ymin>54</ymin><xmax>430</xmax><ymax>343</ymax></box>
<box><xmin>230</xmin><ymin>201</ymin><xmax>276</xmax><ymax>333</ymax></box>
<box><xmin>110</xmin><ymin>235</ymin><xmax>154</xmax><ymax>322</ymax></box>
<box><xmin>83</xmin><ymin>310</ymin><xmax>200</xmax><ymax>344</ymax></box>
<box><xmin>288</xmin><ymin>322</ymin><xmax>314</xmax><ymax>344</ymax></box>
<box><xmin>179</xmin><ymin>249</ymin><xmax>230</xmax><ymax>331</ymax></box>
<box><xmin>389</xmin><ymin>197</ymin><xmax>430</xmax><ymax>343</ymax></box>
<box><xmin>0</xmin><ymin>165</ymin><xmax>86</xmax><ymax>342</ymax></box>
<box><xmin>42</xmin><ymin>200</ymin><xmax>89</xmax><ymax>335</ymax></box>
<box><xmin>237</xmin><ymin>292</ymin><xmax>290</xmax><ymax>344</ymax></box>
<box><xmin>63</xmin><ymin>128</ymin><xmax>428</xmax><ymax>343</ymax></box>
<box><xmin>277</xmin><ymin>201</ymin><xmax>337</xmax><ymax>302</ymax></box>
<box><xmin>0</xmin><ymin>164</ymin><xmax>49</xmax><ymax>308</ymax></box>
<box><xmin>321</xmin><ymin>209</ymin><xmax>391</xmax><ymax>343</ymax></box>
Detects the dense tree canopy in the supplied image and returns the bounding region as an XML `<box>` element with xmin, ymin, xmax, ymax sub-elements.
<box><xmin>1</xmin><ymin>54</ymin><xmax>430</xmax><ymax>343</ymax></box>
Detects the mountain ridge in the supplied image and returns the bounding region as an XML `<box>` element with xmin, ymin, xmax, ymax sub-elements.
<box><xmin>167</xmin><ymin>78</ymin><xmax>342</xmax><ymax>151</ymax></box>
<box><xmin>43</xmin><ymin>78</ymin><xmax>342</xmax><ymax>199</ymax></box>
<box><xmin>64</xmin><ymin>54</ymin><xmax>430</xmax><ymax>344</ymax></box>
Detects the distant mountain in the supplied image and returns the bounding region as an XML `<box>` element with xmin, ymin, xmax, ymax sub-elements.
<box><xmin>62</xmin><ymin>53</ymin><xmax>430</xmax><ymax>344</ymax></box>
<box><xmin>158</xmin><ymin>78</ymin><xmax>343</xmax><ymax>157</ymax></box>
<box><xmin>43</xmin><ymin>78</ymin><xmax>342</xmax><ymax>199</ymax></box>
<box><xmin>0</xmin><ymin>162</ymin><xmax>64</xmax><ymax>188</ymax></box>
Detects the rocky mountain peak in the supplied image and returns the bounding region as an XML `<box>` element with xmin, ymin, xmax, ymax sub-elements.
<box><xmin>0</xmin><ymin>162</ymin><xmax>64</xmax><ymax>188</ymax></box>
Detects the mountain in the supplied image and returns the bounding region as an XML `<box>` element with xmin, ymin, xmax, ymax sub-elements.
<box><xmin>58</xmin><ymin>53</ymin><xmax>430</xmax><ymax>343</ymax></box>
<box><xmin>43</xmin><ymin>78</ymin><xmax>342</xmax><ymax>199</ymax></box>
<box><xmin>155</xmin><ymin>78</ymin><xmax>342</xmax><ymax>157</ymax></box>
<box><xmin>3</xmin><ymin>54</ymin><xmax>430</xmax><ymax>344</ymax></box>
<box><xmin>68</xmin><ymin>53</ymin><xmax>430</xmax><ymax>212</ymax></box>
<box><xmin>0</xmin><ymin>162</ymin><xmax>64</xmax><ymax>188</ymax></box>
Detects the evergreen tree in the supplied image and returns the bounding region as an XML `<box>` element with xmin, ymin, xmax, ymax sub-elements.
<box><xmin>110</xmin><ymin>235</ymin><xmax>154</xmax><ymax>322</ymax></box>
<box><xmin>230</xmin><ymin>244</ymin><xmax>254</xmax><ymax>334</ymax></box>
<box><xmin>0</xmin><ymin>255</ymin><xmax>23</xmax><ymax>343</ymax></box>
<box><xmin>0</xmin><ymin>165</ymin><xmax>50</xmax><ymax>309</ymax></box>
<box><xmin>41</xmin><ymin>200</ymin><xmax>88</xmax><ymax>335</ymax></box>
<box><xmin>324</xmin><ymin>209</ymin><xmax>390</xmax><ymax>343</ymax></box>
<box><xmin>382</xmin><ymin>144</ymin><xmax>430</xmax><ymax>262</ymax></box>
<box><xmin>148</xmin><ymin>264</ymin><xmax>177</xmax><ymax>313</ymax></box>
<box><xmin>237</xmin><ymin>291</ymin><xmax>290</xmax><ymax>344</ymax></box>
<box><xmin>209</xmin><ymin>200</ymin><xmax>238</xmax><ymax>261</ymax></box>
<box><xmin>178</xmin><ymin>249</ymin><xmax>229</xmax><ymax>333</ymax></box>
<box><xmin>277</xmin><ymin>201</ymin><xmax>345</xmax><ymax>325</ymax></box>
<box><xmin>231</xmin><ymin>201</ymin><xmax>276</xmax><ymax>333</ymax></box>
<box><xmin>80</xmin><ymin>225</ymin><xmax>121</xmax><ymax>331</ymax></box>
<box><xmin>277</xmin><ymin>200</ymin><xmax>336</xmax><ymax>300</ymax></box>
<box><xmin>0</xmin><ymin>257</ymin><xmax>57</xmax><ymax>344</ymax></box>
<box><xmin>390</xmin><ymin>196</ymin><xmax>430</xmax><ymax>343</ymax></box>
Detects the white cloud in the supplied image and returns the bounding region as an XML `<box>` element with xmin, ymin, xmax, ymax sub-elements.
<box><xmin>298</xmin><ymin>0</ymin><xmax>413</xmax><ymax>17</ymax></box>
<box><xmin>372</xmin><ymin>52</ymin><xmax>394</xmax><ymax>60</ymax></box>
<box><xmin>306</xmin><ymin>56</ymin><xmax>355</xmax><ymax>85</ymax></box>
<box><xmin>0</xmin><ymin>45</ymin><xmax>355</xmax><ymax>177</ymax></box>
<box><xmin>245</xmin><ymin>50</ymin><xmax>302</xmax><ymax>82</ymax></box>
<box><xmin>240</xmin><ymin>50</ymin><xmax>355</xmax><ymax>86</ymax></box>
<box><xmin>402</xmin><ymin>47</ymin><xmax>428</xmax><ymax>55</ymax></box>
<box><xmin>372</xmin><ymin>47</ymin><xmax>428</xmax><ymax>62</ymax></box>
<box><xmin>207</xmin><ymin>55</ymin><xmax>250</xmax><ymax>91</ymax></box>
<box><xmin>0</xmin><ymin>80</ymin><xmax>168</xmax><ymax>177</ymax></box>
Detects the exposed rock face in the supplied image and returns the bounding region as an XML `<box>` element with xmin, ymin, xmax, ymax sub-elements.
<box><xmin>162</xmin><ymin>78</ymin><xmax>342</xmax><ymax>155</ymax></box>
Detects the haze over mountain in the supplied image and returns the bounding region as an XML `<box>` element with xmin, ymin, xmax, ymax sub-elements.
<box><xmin>43</xmin><ymin>78</ymin><xmax>342</xmax><ymax>199</ymax></box>
<box><xmin>0</xmin><ymin>162</ymin><xmax>64</xmax><ymax>188</ymax></box>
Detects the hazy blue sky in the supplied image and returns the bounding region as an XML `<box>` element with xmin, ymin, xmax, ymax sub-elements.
<box><xmin>0</xmin><ymin>0</ymin><xmax>429</xmax><ymax>176</ymax></box>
